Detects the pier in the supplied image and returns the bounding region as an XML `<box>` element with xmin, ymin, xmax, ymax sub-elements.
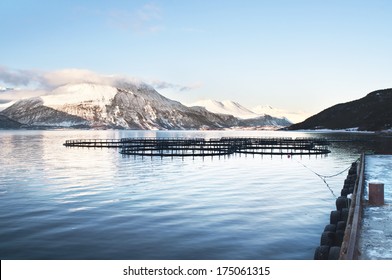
<box><xmin>64</xmin><ymin>137</ymin><xmax>331</xmax><ymax>157</ymax></box>
<box><xmin>357</xmin><ymin>154</ymin><xmax>392</xmax><ymax>259</ymax></box>
<box><xmin>314</xmin><ymin>153</ymin><xmax>392</xmax><ymax>260</ymax></box>
<box><xmin>341</xmin><ymin>154</ymin><xmax>392</xmax><ymax>260</ymax></box>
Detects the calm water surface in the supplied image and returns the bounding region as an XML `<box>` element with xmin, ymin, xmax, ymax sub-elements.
<box><xmin>0</xmin><ymin>130</ymin><xmax>388</xmax><ymax>259</ymax></box>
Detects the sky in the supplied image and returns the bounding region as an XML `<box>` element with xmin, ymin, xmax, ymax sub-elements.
<box><xmin>1</xmin><ymin>0</ymin><xmax>392</xmax><ymax>121</ymax></box>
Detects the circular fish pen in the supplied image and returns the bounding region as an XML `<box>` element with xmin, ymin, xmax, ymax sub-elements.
<box><xmin>64</xmin><ymin>137</ymin><xmax>331</xmax><ymax>157</ymax></box>
<box><xmin>119</xmin><ymin>138</ymin><xmax>236</xmax><ymax>157</ymax></box>
<box><xmin>118</xmin><ymin>137</ymin><xmax>331</xmax><ymax>157</ymax></box>
<box><xmin>228</xmin><ymin>137</ymin><xmax>331</xmax><ymax>155</ymax></box>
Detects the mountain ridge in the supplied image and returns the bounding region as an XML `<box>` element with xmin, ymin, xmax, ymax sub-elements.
<box><xmin>288</xmin><ymin>88</ymin><xmax>392</xmax><ymax>131</ymax></box>
<box><xmin>189</xmin><ymin>99</ymin><xmax>259</xmax><ymax>119</ymax></box>
<box><xmin>1</xmin><ymin>82</ymin><xmax>289</xmax><ymax>130</ymax></box>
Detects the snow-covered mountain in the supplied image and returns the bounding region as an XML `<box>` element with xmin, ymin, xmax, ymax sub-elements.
<box><xmin>190</xmin><ymin>99</ymin><xmax>259</xmax><ymax>119</ymax></box>
<box><xmin>2</xmin><ymin>83</ymin><xmax>239</xmax><ymax>129</ymax></box>
<box><xmin>252</xmin><ymin>105</ymin><xmax>309</xmax><ymax>124</ymax></box>
<box><xmin>190</xmin><ymin>99</ymin><xmax>294</xmax><ymax>120</ymax></box>
<box><xmin>189</xmin><ymin>99</ymin><xmax>292</xmax><ymax>127</ymax></box>
<box><xmin>251</xmin><ymin>105</ymin><xmax>285</xmax><ymax>118</ymax></box>
<box><xmin>0</xmin><ymin>101</ymin><xmax>14</xmax><ymax>112</ymax></box>
<box><xmin>1</xmin><ymin>82</ymin><xmax>292</xmax><ymax>130</ymax></box>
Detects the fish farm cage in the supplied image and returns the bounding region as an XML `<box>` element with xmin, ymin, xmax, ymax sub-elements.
<box><xmin>64</xmin><ymin>137</ymin><xmax>331</xmax><ymax>157</ymax></box>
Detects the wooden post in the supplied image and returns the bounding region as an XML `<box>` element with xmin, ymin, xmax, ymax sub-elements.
<box><xmin>369</xmin><ymin>183</ymin><xmax>384</xmax><ymax>206</ymax></box>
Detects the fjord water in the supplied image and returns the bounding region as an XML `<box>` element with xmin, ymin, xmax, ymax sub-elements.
<box><xmin>0</xmin><ymin>130</ymin><xmax>385</xmax><ymax>259</ymax></box>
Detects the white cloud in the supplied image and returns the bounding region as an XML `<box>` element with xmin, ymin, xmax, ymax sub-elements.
<box><xmin>42</xmin><ymin>69</ymin><xmax>115</xmax><ymax>88</ymax></box>
<box><xmin>0</xmin><ymin>66</ymin><xmax>199</xmax><ymax>103</ymax></box>
<box><xmin>0</xmin><ymin>89</ymin><xmax>47</xmax><ymax>105</ymax></box>
<box><xmin>0</xmin><ymin>66</ymin><xmax>42</xmax><ymax>87</ymax></box>
<box><xmin>150</xmin><ymin>80</ymin><xmax>202</xmax><ymax>92</ymax></box>
<box><xmin>179</xmin><ymin>82</ymin><xmax>203</xmax><ymax>92</ymax></box>
<box><xmin>0</xmin><ymin>67</ymin><xmax>139</xmax><ymax>89</ymax></box>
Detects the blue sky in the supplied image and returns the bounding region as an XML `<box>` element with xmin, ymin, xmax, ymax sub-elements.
<box><xmin>1</xmin><ymin>0</ymin><xmax>392</xmax><ymax>118</ymax></box>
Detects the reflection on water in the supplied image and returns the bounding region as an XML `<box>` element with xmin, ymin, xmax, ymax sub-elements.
<box><xmin>0</xmin><ymin>130</ymin><xmax>390</xmax><ymax>259</ymax></box>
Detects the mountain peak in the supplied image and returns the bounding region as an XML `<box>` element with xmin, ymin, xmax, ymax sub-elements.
<box><xmin>252</xmin><ymin>105</ymin><xmax>277</xmax><ymax>115</ymax></box>
<box><xmin>189</xmin><ymin>99</ymin><xmax>259</xmax><ymax>119</ymax></box>
<box><xmin>42</xmin><ymin>83</ymin><xmax>118</xmax><ymax>106</ymax></box>
<box><xmin>366</xmin><ymin>88</ymin><xmax>392</xmax><ymax>98</ymax></box>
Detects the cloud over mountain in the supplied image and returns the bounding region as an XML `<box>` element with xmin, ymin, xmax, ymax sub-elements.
<box><xmin>0</xmin><ymin>66</ymin><xmax>42</xmax><ymax>86</ymax></box>
<box><xmin>0</xmin><ymin>67</ymin><xmax>197</xmax><ymax>103</ymax></box>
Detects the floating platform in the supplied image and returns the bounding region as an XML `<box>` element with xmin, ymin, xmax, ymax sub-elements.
<box><xmin>63</xmin><ymin>139</ymin><xmax>123</xmax><ymax>148</ymax></box>
<box><xmin>64</xmin><ymin>137</ymin><xmax>331</xmax><ymax>157</ymax></box>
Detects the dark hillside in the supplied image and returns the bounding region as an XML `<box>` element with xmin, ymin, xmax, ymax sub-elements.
<box><xmin>288</xmin><ymin>89</ymin><xmax>392</xmax><ymax>131</ymax></box>
<box><xmin>0</xmin><ymin>114</ymin><xmax>22</xmax><ymax>129</ymax></box>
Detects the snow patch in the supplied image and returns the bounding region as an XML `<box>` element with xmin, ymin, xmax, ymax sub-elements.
<box><xmin>0</xmin><ymin>101</ymin><xmax>15</xmax><ymax>112</ymax></box>
<box><xmin>360</xmin><ymin>155</ymin><xmax>392</xmax><ymax>259</ymax></box>
<box><xmin>189</xmin><ymin>99</ymin><xmax>259</xmax><ymax>119</ymax></box>
<box><xmin>252</xmin><ymin>105</ymin><xmax>310</xmax><ymax>123</ymax></box>
<box><xmin>190</xmin><ymin>99</ymin><xmax>305</xmax><ymax>123</ymax></box>
<box><xmin>42</xmin><ymin>83</ymin><xmax>117</xmax><ymax>107</ymax></box>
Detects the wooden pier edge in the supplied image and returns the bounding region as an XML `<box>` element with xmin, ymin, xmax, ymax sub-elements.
<box><xmin>340</xmin><ymin>153</ymin><xmax>365</xmax><ymax>260</ymax></box>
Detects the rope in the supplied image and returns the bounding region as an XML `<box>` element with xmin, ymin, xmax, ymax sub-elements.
<box><xmin>294</xmin><ymin>158</ymin><xmax>360</xmax><ymax>198</ymax></box>
<box><xmin>314</xmin><ymin>157</ymin><xmax>360</xmax><ymax>178</ymax></box>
